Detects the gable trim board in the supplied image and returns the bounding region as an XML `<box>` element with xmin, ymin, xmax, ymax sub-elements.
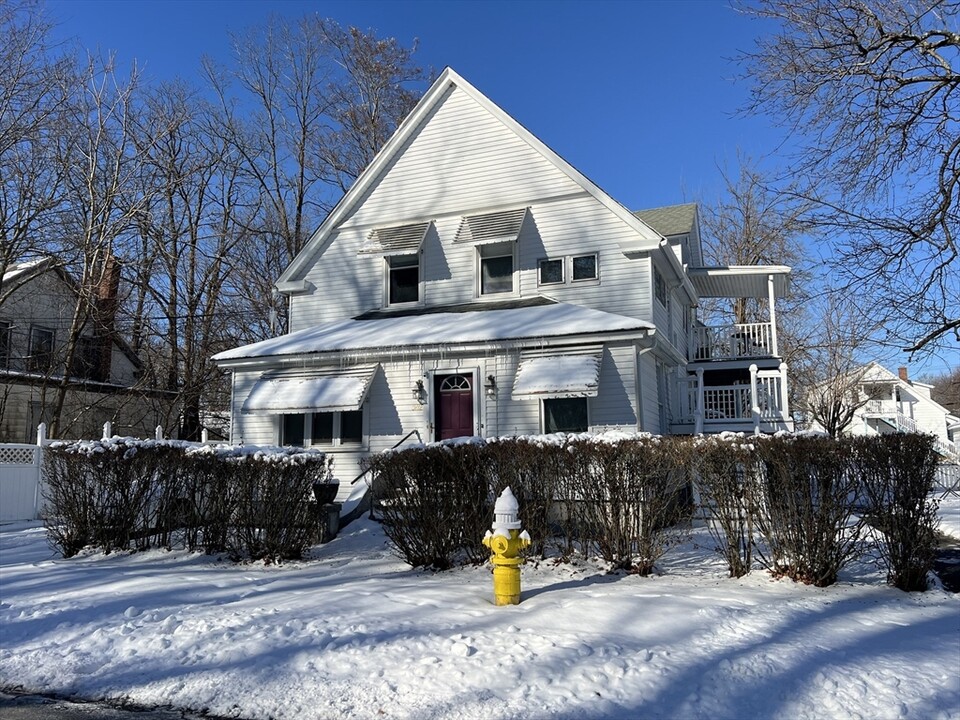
<box><xmin>276</xmin><ymin>68</ymin><xmax>689</xmax><ymax>295</ymax></box>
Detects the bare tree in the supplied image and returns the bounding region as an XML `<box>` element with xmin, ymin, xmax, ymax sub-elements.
<box><xmin>0</xmin><ymin>0</ymin><xmax>71</xmax><ymax>302</ymax></box>
<box><xmin>700</xmin><ymin>155</ymin><xmax>815</xmax><ymax>371</ymax></box>
<box><xmin>205</xmin><ymin>16</ymin><xmax>429</xmax><ymax>334</ymax></box>
<box><xmin>922</xmin><ymin>365</ymin><xmax>960</xmax><ymax>414</ymax></box>
<box><xmin>47</xmin><ymin>53</ymin><xmax>149</xmax><ymax>437</ymax></box>
<box><xmin>738</xmin><ymin>0</ymin><xmax>959</xmax><ymax>355</ymax></box>
<box><xmin>794</xmin><ymin>293</ymin><xmax>883</xmax><ymax>436</ymax></box>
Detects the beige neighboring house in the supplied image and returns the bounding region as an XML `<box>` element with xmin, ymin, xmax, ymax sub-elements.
<box><xmin>0</xmin><ymin>258</ymin><xmax>168</xmax><ymax>442</ymax></box>
<box><xmin>841</xmin><ymin>362</ymin><xmax>959</xmax><ymax>461</ymax></box>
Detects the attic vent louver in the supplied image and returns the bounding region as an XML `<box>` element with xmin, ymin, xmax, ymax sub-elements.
<box><xmin>358</xmin><ymin>221</ymin><xmax>431</xmax><ymax>255</ymax></box>
<box><xmin>454</xmin><ymin>207</ymin><xmax>528</xmax><ymax>245</ymax></box>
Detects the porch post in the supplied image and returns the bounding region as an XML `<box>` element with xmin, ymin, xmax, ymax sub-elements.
<box><xmin>695</xmin><ymin>367</ymin><xmax>705</xmax><ymax>435</ymax></box>
<box><xmin>750</xmin><ymin>363</ymin><xmax>761</xmax><ymax>434</ymax></box>
<box><xmin>767</xmin><ymin>274</ymin><xmax>779</xmax><ymax>358</ymax></box>
<box><xmin>779</xmin><ymin>362</ymin><xmax>790</xmax><ymax>420</ymax></box>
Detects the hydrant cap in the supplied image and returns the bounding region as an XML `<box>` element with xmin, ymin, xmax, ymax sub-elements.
<box><xmin>495</xmin><ymin>486</ymin><xmax>519</xmax><ymax>515</ymax></box>
<box><xmin>493</xmin><ymin>486</ymin><xmax>522</xmax><ymax>531</ymax></box>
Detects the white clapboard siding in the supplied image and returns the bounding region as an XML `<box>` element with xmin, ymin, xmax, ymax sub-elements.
<box><xmin>590</xmin><ymin>343</ymin><xmax>639</xmax><ymax>429</ymax></box>
<box><xmin>637</xmin><ymin>351</ymin><xmax>662</xmax><ymax>434</ymax></box>
<box><xmin>341</xmin><ymin>86</ymin><xmax>583</xmax><ymax>228</ymax></box>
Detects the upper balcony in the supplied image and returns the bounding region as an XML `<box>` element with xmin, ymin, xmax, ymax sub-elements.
<box><xmin>691</xmin><ymin>322</ymin><xmax>776</xmax><ymax>362</ymax></box>
<box><xmin>687</xmin><ymin>265</ymin><xmax>790</xmax><ymax>365</ymax></box>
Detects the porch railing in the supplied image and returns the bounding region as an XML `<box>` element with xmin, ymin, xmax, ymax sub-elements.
<box><xmin>691</xmin><ymin>322</ymin><xmax>775</xmax><ymax>361</ymax></box>
<box><xmin>676</xmin><ymin>363</ymin><xmax>790</xmax><ymax>433</ymax></box>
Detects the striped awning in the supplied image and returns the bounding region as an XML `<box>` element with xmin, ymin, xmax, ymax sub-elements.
<box><xmin>358</xmin><ymin>222</ymin><xmax>431</xmax><ymax>256</ymax></box>
<box><xmin>241</xmin><ymin>366</ymin><xmax>377</xmax><ymax>414</ymax></box>
<box><xmin>454</xmin><ymin>207</ymin><xmax>528</xmax><ymax>245</ymax></box>
<box><xmin>512</xmin><ymin>347</ymin><xmax>603</xmax><ymax>399</ymax></box>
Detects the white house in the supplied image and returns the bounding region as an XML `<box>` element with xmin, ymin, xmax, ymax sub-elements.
<box><xmin>213</xmin><ymin>68</ymin><xmax>794</xmax><ymax>497</ymax></box>
<box><xmin>0</xmin><ymin>258</ymin><xmax>168</xmax><ymax>442</ymax></box>
<box><xmin>842</xmin><ymin>362</ymin><xmax>958</xmax><ymax>460</ymax></box>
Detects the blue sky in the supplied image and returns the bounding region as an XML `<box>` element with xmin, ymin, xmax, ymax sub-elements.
<box><xmin>46</xmin><ymin>0</ymin><xmax>780</xmax><ymax>212</ymax></box>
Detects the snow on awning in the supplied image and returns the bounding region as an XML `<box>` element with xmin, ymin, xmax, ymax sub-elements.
<box><xmin>454</xmin><ymin>207</ymin><xmax>528</xmax><ymax>245</ymax></box>
<box><xmin>242</xmin><ymin>365</ymin><xmax>377</xmax><ymax>414</ymax></box>
<box><xmin>512</xmin><ymin>347</ymin><xmax>603</xmax><ymax>399</ymax></box>
<box><xmin>358</xmin><ymin>222</ymin><xmax>431</xmax><ymax>256</ymax></box>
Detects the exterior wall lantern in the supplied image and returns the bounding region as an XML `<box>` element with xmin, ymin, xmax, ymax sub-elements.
<box><xmin>484</xmin><ymin>374</ymin><xmax>497</xmax><ymax>398</ymax></box>
<box><xmin>412</xmin><ymin>379</ymin><xmax>426</xmax><ymax>404</ymax></box>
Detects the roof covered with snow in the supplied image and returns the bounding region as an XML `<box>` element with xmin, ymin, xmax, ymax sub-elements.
<box><xmin>213</xmin><ymin>302</ymin><xmax>653</xmax><ymax>364</ymax></box>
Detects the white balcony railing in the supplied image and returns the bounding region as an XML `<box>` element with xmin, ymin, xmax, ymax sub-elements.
<box><xmin>691</xmin><ymin>322</ymin><xmax>776</xmax><ymax>361</ymax></box>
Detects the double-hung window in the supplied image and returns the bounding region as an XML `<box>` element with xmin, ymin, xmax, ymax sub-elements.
<box><xmin>28</xmin><ymin>326</ymin><xmax>54</xmax><ymax>373</ymax></box>
<box><xmin>387</xmin><ymin>255</ymin><xmax>419</xmax><ymax>305</ymax></box>
<box><xmin>0</xmin><ymin>321</ymin><xmax>10</xmax><ymax>369</ymax></box>
<box><xmin>479</xmin><ymin>243</ymin><xmax>514</xmax><ymax>295</ymax></box>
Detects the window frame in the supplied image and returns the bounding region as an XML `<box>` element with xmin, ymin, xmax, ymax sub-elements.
<box><xmin>654</xmin><ymin>265</ymin><xmax>668</xmax><ymax>308</ymax></box>
<box><xmin>385</xmin><ymin>253</ymin><xmax>421</xmax><ymax>307</ymax></box>
<box><xmin>27</xmin><ymin>325</ymin><xmax>55</xmax><ymax>373</ymax></box>
<box><xmin>537</xmin><ymin>257</ymin><xmax>565</xmax><ymax>286</ymax></box>
<box><xmin>541</xmin><ymin>397</ymin><xmax>590</xmax><ymax>434</ymax></box>
<box><xmin>281</xmin><ymin>408</ymin><xmax>367</xmax><ymax>449</ymax></box>
<box><xmin>571</xmin><ymin>253</ymin><xmax>599</xmax><ymax>283</ymax></box>
<box><xmin>477</xmin><ymin>242</ymin><xmax>517</xmax><ymax>297</ymax></box>
<box><xmin>0</xmin><ymin>320</ymin><xmax>10</xmax><ymax>369</ymax></box>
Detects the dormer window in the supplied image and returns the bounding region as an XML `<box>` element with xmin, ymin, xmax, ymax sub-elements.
<box><xmin>387</xmin><ymin>255</ymin><xmax>419</xmax><ymax>305</ymax></box>
<box><xmin>479</xmin><ymin>243</ymin><xmax>514</xmax><ymax>295</ymax></box>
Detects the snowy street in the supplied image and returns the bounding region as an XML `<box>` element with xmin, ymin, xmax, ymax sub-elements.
<box><xmin>1</xmin><ymin>511</ymin><xmax>959</xmax><ymax>720</ymax></box>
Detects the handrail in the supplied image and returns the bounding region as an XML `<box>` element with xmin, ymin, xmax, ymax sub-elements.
<box><xmin>349</xmin><ymin>429</ymin><xmax>422</xmax><ymax>485</ymax></box>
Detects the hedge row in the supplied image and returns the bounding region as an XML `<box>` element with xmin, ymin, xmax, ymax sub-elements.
<box><xmin>363</xmin><ymin>433</ymin><xmax>694</xmax><ymax>573</ymax></box>
<box><xmin>43</xmin><ymin>438</ymin><xmax>333</xmax><ymax>562</ymax></box>
<box><xmin>364</xmin><ymin>432</ymin><xmax>941</xmax><ymax>591</ymax></box>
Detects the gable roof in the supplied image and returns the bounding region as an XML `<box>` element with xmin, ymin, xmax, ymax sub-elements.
<box><xmin>276</xmin><ymin>67</ymin><xmax>670</xmax><ymax>292</ymax></box>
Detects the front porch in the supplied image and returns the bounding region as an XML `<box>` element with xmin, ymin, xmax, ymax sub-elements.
<box><xmin>672</xmin><ymin>362</ymin><xmax>793</xmax><ymax>434</ymax></box>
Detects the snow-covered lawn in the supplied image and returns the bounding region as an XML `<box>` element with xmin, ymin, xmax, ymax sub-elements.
<box><xmin>1</xmin><ymin>514</ymin><xmax>958</xmax><ymax>720</ymax></box>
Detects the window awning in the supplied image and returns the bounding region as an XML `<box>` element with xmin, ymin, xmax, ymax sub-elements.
<box><xmin>358</xmin><ymin>222</ymin><xmax>431</xmax><ymax>256</ymax></box>
<box><xmin>454</xmin><ymin>207</ymin><xmax>528</xmax><ymax>245</ymax></box>
<box><xmin>512</xmin><ymin>347</ymin><xmax>603</xmax><ymax>399</ymax></box>
<box><xmin>241</xmin><ymin>365</ymin><xmax>377</xmax><ymax>414</ymax></box>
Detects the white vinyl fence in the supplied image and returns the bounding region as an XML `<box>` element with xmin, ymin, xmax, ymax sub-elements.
<box><xmin>0</xmin><ymin>443</ymin><xmax>44</xmax><ymax>522</ymax></box>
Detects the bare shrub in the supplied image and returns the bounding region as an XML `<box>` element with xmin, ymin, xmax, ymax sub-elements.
<box><xmin>694</xmin><ymin>435</ymin><xmax>759</xmax><ymax>578</ymax></box>
<box><xmin>43</xmin><ymin>439</ymin><xmax>330</xmax><ymax>562</ymax></box>
<box><xmin>567</xmin><ymin>435</ymin><xmax>693</xmax><ymax>574</ymax></box>
<box><xmin>854</xmin><ymin>434</ymin><xmax>940</xmax><ymax>592</ymax></box>
<box><xmin>753</xmin><ymin>435</ymin><xmax>866</xmax><ymax>586</ymax></box>
<box><xmin>366</xmin><ymin>442</ymin><xmax>491</xmax><ymax>569</ymax></box>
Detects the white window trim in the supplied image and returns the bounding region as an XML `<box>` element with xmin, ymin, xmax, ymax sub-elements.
<box><xmin>540</xmin><ymin>396</ymin><xmax>591</xmax><ymax>434</ymax></box>
<box><xmin>279</xmin><ymin>407</ymin><xmax>368</xmax><ymax>450</ymax></box>
<box><xmin>476</xmin><ymin>243</ymin><xmax>518</xmax><ymax>298</ymax></box>
<box><xmin>383</xmin><ymin>253</ymin><xmax>423</xmax><ymax>308</ymax></box>
<box><xmin>570</xmin><ymin>253</ymin><xmax>600</xmax><ymax>284</ymax></box>
<box><xmin>537</xmin><ymin>257</ymin><xmax>565</xmax><ymax>286</ymax></box>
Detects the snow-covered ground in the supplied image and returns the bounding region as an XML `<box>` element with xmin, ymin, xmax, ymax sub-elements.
<box><xmin>1</xmin><ymin>510</ymin><xmax>959</xmax><ymax>720</ymax></box>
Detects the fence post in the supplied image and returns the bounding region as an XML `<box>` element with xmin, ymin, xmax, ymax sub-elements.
<box><xmin>36</xmin><ymin>422</ymin><xmax>46</xmax><ymax>446</ymax></box>
<box><xmin>102</xmin><ymin>421</ymin><xmax>112</xmax><ymax>440</ymax></box>
<box><xmin>155</xmin><ymin>425</ymin><xmax>164</xmax><ymax>440</ymax></box>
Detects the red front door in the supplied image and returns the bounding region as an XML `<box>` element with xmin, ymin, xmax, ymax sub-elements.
<box><xmin>435</xmin><ymin>374</ymin><xmax>474</xmax><ymax>440</ymax></box>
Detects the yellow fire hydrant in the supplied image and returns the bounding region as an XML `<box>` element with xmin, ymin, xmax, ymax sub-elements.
<box><xmin>482</xmin><ymin>486</ymin><xmax>531</xmax><ymax>606</ymax></box>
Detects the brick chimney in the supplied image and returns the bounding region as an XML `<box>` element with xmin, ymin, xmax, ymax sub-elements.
<box><xmin>95</xmin><ymin>255</ymin><xmax>121</xmax><ymax>382</ymax></box>
<box><xmin>898</xmin><ymin>366</ymin><xmax>909</xmax><ymax>382</ymax></box>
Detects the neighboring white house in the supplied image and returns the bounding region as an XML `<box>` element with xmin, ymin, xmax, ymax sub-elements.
<box><xmin>0</xmin><ymin>258</ymin><xmax>168</xmax><ymax>442</ymax></box>
<box><xmin>839</xmin><ymin>362</ymin><xmax>959</xmax><ymax>461</ymax></box>
<box><xmin>213</xmin><ymin>68</ymin><xmax>794</xmax><ymax>495</ymax></box>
